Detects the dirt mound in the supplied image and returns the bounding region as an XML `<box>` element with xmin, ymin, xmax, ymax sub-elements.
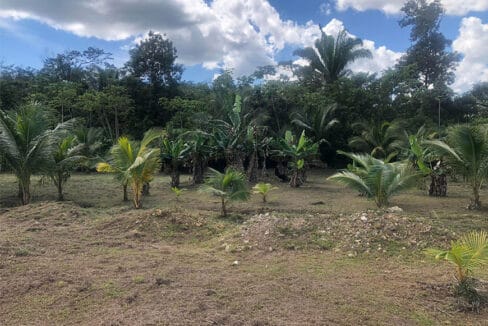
<box><xmin>229</xmin><ymin>210</ymin><xmax>456</xmax><ymax>255</ymax></box>
<box><xmin>0</xmin><ymin>201</ymin><xmax>84</xmax><ymax>221</ymax></box>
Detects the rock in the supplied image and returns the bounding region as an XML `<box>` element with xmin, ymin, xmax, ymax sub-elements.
<box><xmin>360</xmin><ymin>216</ymin><xmax>368</xmax><ymax>222</ymax></box>
<box><xmin>232</xmin><ymin>260</ymin><xmax>239</xmax><ymax>266</ymax></box>
<box><xmin>387</xmin><ymin>206</ymin><xmax>403</xmax><ymax>213</ymax></box>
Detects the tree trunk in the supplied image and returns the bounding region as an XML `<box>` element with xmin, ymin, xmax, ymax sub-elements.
<box><xmin>170</xmin><ymin>169</ymin><xmax>180</xmax><ymax>188</ymax></box>
<box><xmin>469</xmin><ymin>185</ymin><xmax>481</xmax><ymax>210</ymax></box>
<box><xmin>221</xmin><ymin>197</ymin><xmax>227</xmax><ymax>217</ymax></box>
<box><xmin>289</xmin><ymin>169</ymin><xmax>303</xmax><ymax>188</ymax></box>
<box><xmin>19</xmin><ymin>176</ymin><xmax>31</xmax><ymax>205</ymax></box>
<box><xmin>429</xmin><ymin>173</ymin><xmax>447</xmax><ymax>197</ymax></box>
<box><xmin>246</xmin><ymin>150</ymin><xmax>258</xmax><ymax>182</ymax></box>
<box><xmin>225</xmin><ymin>149</ymin><xmax>244</xmax><ymax>172</ymax></box>
<box><xmin>132</xmin><ymin>182</ymin><xmax>142</xmax><ymax>209</ymax></box>
<box><xmin>142</xmin><ymin>182</ymin><xmax>150</xmax><ymax>196</ymax></box>
<box><xmin>274</xmin><ymin>161</ymin><xmax>289</xmax><ymax>182</ymax></box>
<box><xmin>123</xmin><ymin>183</ymin><xmax>128</xmax><ymax>201</ymax></box>
<box><xmin>192</xmin><ymin>157</ymin><xmax>205</xmax><ymax>185</ymax></box>
<box><xmin>57</xmin><ymin>173</ymin><xmax>64</xmax><ymax>201</ymax></box>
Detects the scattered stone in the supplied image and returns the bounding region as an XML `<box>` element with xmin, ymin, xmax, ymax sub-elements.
<box><xmin>387</xmin><ymin>206</ymin><xmax>403</xmax><ymax>213</ymax></box>
<box><xmin>205</xmin><ymin>289</ymin><xmax>217</xmax><ymax>296</ymax></box>
<box><xmin>232</xmin><ymin>260</ymin><xmax>239</xmax><ymax>266</ymax></box>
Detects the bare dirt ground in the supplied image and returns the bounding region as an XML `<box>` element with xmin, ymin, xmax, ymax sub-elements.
<box><xmin>0</xmin><ymin>170</ymin><xmax>487</xmax><ymax>325</ymax></box>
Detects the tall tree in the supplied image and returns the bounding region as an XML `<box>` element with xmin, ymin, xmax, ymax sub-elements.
<box><xmin>294</xmin><ymin>28</ymin><xmax>372</xmax><ymax>86</ymax></box>
<box><xmin>398</xmin><ymin>0</ymin><xmax>459</xmax><ymax>89</ymax></box>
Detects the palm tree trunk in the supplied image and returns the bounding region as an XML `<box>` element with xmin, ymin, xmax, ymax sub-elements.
<box><xmin>56</xmin><ymin>173</ymin><xmax>64</xmax><ymax>201</ymax></box>
<box><xmin>170</xmin><ymin>169</ymin><xmax>180</xmax><ymax>188</ymax></box>
<box><xmin>19</xmin><ymin>175</ymin><xmax>31</xmax><ymax>205</ymax></box>
<box><xmin>246</xmin><ymin>149</ymin><xmax>258</xmax><ymax>182</ymax></box>
<box><xmin>192</xmin><ymin>157</ymin><xmax>205</xmax><ymax>184</ymax></box>
<box><xmin>429</xmin><ymin>173</ymin><xmax>447</xmax><ymax>197</ymax></box>
<box><xmin>221</xmin><ymin>197</ymin><xmax>227</xmax><ymax>217</ymax></box>
<box><xmin>123</xmin><ymin>183</ymin><xmax>128</xmax><ymax>201</ymax></box>
<box><xmin>132</xmin><ymin>182</ymin><xmax>142</xmax><ymax>209</ymax></box>
<box><xmin>470</xmin><ymin>185</ymin><xmax>481</xmax><ymax>210</ymax></box>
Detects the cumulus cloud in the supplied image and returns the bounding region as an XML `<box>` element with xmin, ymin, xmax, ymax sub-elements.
<box><xmin>335</xmin><ymin>0</ymin><xmax>488</xmax><ymax>16</ymax></box>
<box><xmin>452</xmin><ymin>17</ymin><xmax>488</xmax><ymax>93</ymax></box>
<box><xmin>0</xmin><ymin>0</ymin><xmax>401</xmax><ymax>77</ymax></box>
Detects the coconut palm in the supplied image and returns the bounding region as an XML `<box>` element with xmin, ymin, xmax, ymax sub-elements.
<box><xmin>97</xmin><ymin>129</ymin><xmax>163</xmax><ymax>208</ymax></box>
<box><xmin>73</xmin><ymin>126</ymin><xmax>105</xmax><ymax>170</ymax></box>
<box><xmin>291</xmin><ymin>103</ymin><xmax>338</xmax><ymax>144</ymax></box>
<box><xmin>200</xmin><ymin>168</ymin><xmax>250</xmax><ymax>217</ymax></box>
<box><xmin>426</xmin><ymin>231</ymin><xmax>488</xmax><ymax>285</ymax></box>
<box><xmin>427</xmin><ymin>125</ymin><xmax>488</xmax><ymax>209</ymax></box>
<box><xmin>348</xmin><ymin>121</ymin><xmax>404</xmax><ymax>161</ymax></box>
<box><xmin>294</xmin><ymin>28</ymin><xmax>372</xmax><ymax>85</ymax></box>
<box><xmin>327</xmin><ymin>151</ymin><xmax>419</xmax><ymax>207</ymax></box>
<box><xmin>252</xmin><ymin>183</ymin><xmax>278</xmax><ymax>203</ymax></box>
<box><xmin>48</xmin><ymin>134</ymin><xmax>85</xmax><ymax>201</ymax></box>
<box><xmin>161</xmin><ymin>137</ymin><xmax>190</xmax><ymax>188</ymax></box>
<box><xmin>0</xmin><ymin>103</ymin><xmax>63</xmax><ymax>205</ymax></box>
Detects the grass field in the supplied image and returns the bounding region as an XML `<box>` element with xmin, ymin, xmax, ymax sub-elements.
<box><xmin>0</xmin><ymin>170</ymin><xmax>487</xmax><ymax>325</ymax></box>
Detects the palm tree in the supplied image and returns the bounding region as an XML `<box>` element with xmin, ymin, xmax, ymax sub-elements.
<box><xmin>0</xmin><ymin>103</ymin><xmax>61</xmax><ymax>205</ymax></box>
<box><xmin>73</xmin><ymin>126</ymin><xmax>105</xmax><ymax>170</ymax></box>
<box><xmin>161</xmin><ymin>137</ymin><xmax>190</xmax><ymax>188</ymax></box>
<box><xmin>328</xmin><ymin>152</ymin><xmax>419</xmax><ymax>207</ymax></box>
<box><xmin>348</xmin><ymin>121</ymin><xmax>404</xmax><ymax>161</ymax></box>
<box><xmin>48</xmin><ymin>134</ymin><xmax>85</xmax><ymax>201</ymax></box>
<box><xmin>252</xmin><ymin>183</ymin><xmax>278</xmax><ymax>203</ymax></box>
<box><xmin>294</xmin><ymin>28</ymin><xmax>372</xmax><ymax>85</ymax></box>
<box><xmin>426</xmin><ymin>231</ymin><xmax>488</xmax><ymax>285</ymax></box>
<box><xmin>427</xmin><ymin>125</ymin><xmax>488</xmax><ymax>209</ymax></box>
<box><xmin>97</xmin><ymin>129</ymin><xmax>163</xmax><ymax>208</ymax></box>
<box><xmin>291</xmin><ymin>103</ymin><xmax>338</xmax><ymax>144</ymax></box>
<box><xmin>200</xmin><ymin>168</ymin><xmax>250</xmax><ymax>217</ymax></box>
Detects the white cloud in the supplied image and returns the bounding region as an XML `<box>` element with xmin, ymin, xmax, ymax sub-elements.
<box><xmin>452</xmin><ymin>17</ymin><xmax>488</xmax><ymax>93</ymax></box>
<box><xmin>0</xmin><ymin>0</ymin><xmax>401</xmax><ymax>78</ymax></box>
<box><xmin>335</xmin><ymin>0</ymin><xmax>488</xmax><ymax>15</ymax></box>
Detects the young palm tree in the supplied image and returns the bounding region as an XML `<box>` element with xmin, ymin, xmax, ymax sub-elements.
<box><xmin>73</xmin><ymin>126</ymin><xmax>105</xmax><ymax>170</ymax></box>
<box><xmin>181</xmin><ymin>130</ymin><xmax>211</xmax><ymax>185</ymax></box>
<box><xmin>291</xmin><ymin>103</ymin><xmax>338</xmax><ymax>144</ymax></box>
<box><xmin>97</xmin><ymin>129</ymin><xmax>163</xmax><ymax>209</ymax></box>
<box><xmin>252</xmin><ymin>183</ymin><xmax>278</xmax><ymax>203</ymax></box>
<box><xmin>161</xmin><ymin>137</ymin><xmax>190</xmax><ymax>187</ymax></box>
<box><xmin>348</xmin><ymin>121</ymin><xmax>404</xmax><ymax>161</ymax></box>
<box><xmin>328</xmin><ymin>152</ymin><xmax>419</xmax><ymax>207</ymax></box>
<box><xmin>0</xmin><ymin>103</ymin><xmax>63</xmax><ymax>205</ymax></box>
<box><xmin>294</xmin><ymin>28</ymin><xmax>372</xmax><ymax>85</ymax></box>
<box><xmin>48</xmin><ymin>134</ymin><xmax>85</xmax><ymax>201</ymax></box>
<box><xmin>427</xmin><ymin>125</ymin><xmax>488</xmax><ymax>209</ymax></box>
<box><xmin>426</xmin><ymin>231</ymin><xmax>488</xmax><ymax>285</ymax></box>
<box><xmin>200</xmin><ymin>168</ymin><xmax>250</xmax><ymax>217</ymax></box>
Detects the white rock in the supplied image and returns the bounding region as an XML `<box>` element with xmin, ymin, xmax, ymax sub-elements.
<box><xmin>232</xmin><ymin>260</ymin><xmax>239</xmax><ymax>266</ymax></box>
<box><xmin>387</xmin><ymin>206</ymin><xmax>403</xmax><ymax>213</ymax></box>
<box><xmin>360</xmin><ymin>216</ymin><xmax>368</xmax><ymax>222</ymax></box>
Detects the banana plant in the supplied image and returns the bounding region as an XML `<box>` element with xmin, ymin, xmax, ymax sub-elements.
<box><xmin>273</xmin><ymin>130</ymin><xmax>319</xmax><ymax>187</ymax></box>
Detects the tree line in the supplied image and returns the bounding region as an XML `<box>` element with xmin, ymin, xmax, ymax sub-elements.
<box><xmin>0</xmin><ymin>0</ymin><xmax>487</xmax><ymax>209</ymax></box>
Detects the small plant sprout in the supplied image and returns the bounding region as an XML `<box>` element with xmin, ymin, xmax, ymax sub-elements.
<box><xmin>171</xmin><ymin>186</ymin><xmax>185</xmax><ymax>202</ymax></box>
<box><xmin>252</xmin><ymin>183</ymin><xmax>278</xmax><ymax>203</ymax></box>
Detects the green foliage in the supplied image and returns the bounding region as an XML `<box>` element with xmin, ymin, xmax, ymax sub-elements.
<box><xmin>161</xmin><ymin>137</ymin><xmax>190</xmax><ymax>187</ymax></box>
<box><xmin>294</xmin><ymin>28</ymin><xmax>372</xmax><ymax>85</ymax></box>
<box><xmin>97</xmin><ymin>129</ymin><xmax>163</xmax><ymax>208</ymax></box>
<box><xmin>273</xmin><ymin>130</ymin><xmax>319</xmax><ymax>187</ymax></box>
<box><xmin>200</xmin><ymin>168</ymin><xmax>250</xmax><ymax>216</ymax></box>
<box><xmin>48</xmin><ymin>134</ymin><xmax>86</xmax><ymax>200</ymax></box>
<box><xmin>427</xmin><ymin>124</ymin><xmax>488</xmax><ymax>209</ymax></box>
<box><xmin>328</xmin><ymin>152</ymin><xmax>419</xmax><ymax>207</ymax></box>
<box><xmin>252</xmin><ymin>183</ymin><xmax>278</xmax><ymax>203</ymax></box>
<box><xmin>348</xmin><ymin>121</ymin><xmax>404</xmax><ymax>161</ymax></box>
<box><xmin>426</xmin><ymin>231</ymin><xmax>488</xmax><ymax>283</ymax></box>
<box><xmin>171</xmin><ymin>186</ymin><xmax>185</xmax><ymax>202</ymax></box>
<box><xmin>0</xmin><ymin>102</ymin><xmax>69</xmax><ymax>204</ymax></box>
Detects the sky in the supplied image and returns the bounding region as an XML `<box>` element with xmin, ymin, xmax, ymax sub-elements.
<box><xmin>0</xmin><ymin>0</ymin><xmax>487</xmax><ymax>93</ymax></box>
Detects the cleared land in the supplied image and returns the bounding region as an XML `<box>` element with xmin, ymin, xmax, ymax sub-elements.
<box><xmin>0</xmin><ymin>171</ymin><xmax>487</xmax><ymax>325</ymax></box>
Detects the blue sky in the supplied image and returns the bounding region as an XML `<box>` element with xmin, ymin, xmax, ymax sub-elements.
<box><xmin>1</xmin><ymin>0</ymin><xmax>487</xmax><ymax>92</ymax></box>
